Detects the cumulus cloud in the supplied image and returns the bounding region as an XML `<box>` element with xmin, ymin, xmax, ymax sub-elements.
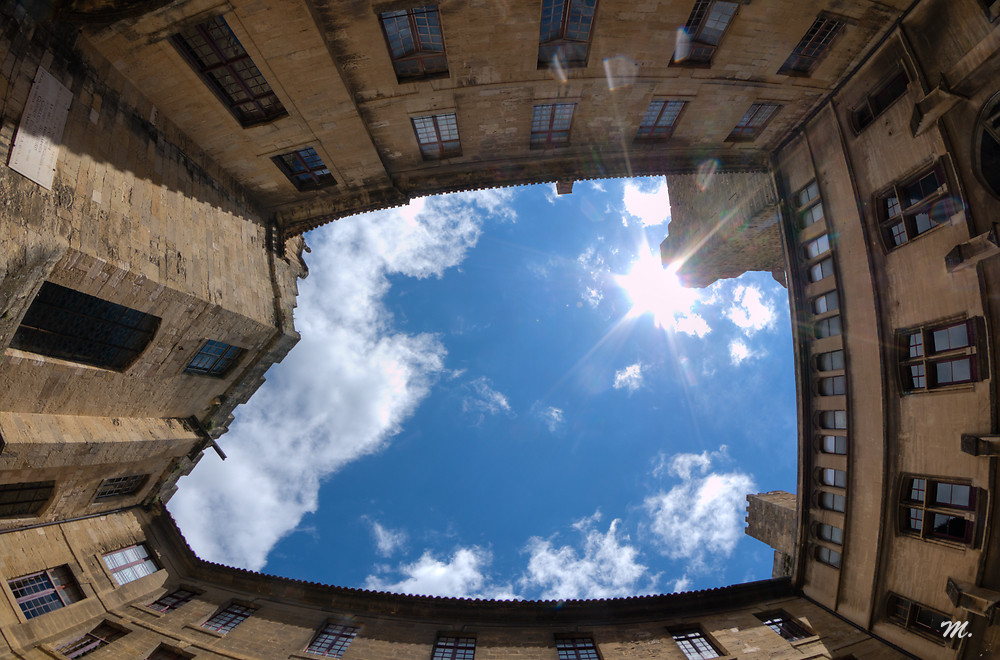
<box><xmin>729</xmin><ymin>339</ymin><xmax>755</xmax><ymax>365</ymax></box>
<box><xmin>643</xmin><ymin>447</ymin><xmax>755</xmax><ymax>573</ymax></box>
<box><xmin>369</xmin><ymin>520</ymin><xmax>407</xmax><ymax>557</ymax></box>
<box><xmin>169</xmin><ymin>190</ymin><xmax>515</xmax><ymax>570</ymax></box>
<box><xmin>365</xmin><ymin>547</ymin><xmax>517</xmax><ymax>600</ymax></box>
<box><xmin>613</xmin><ymin>363</ymin><xmax>644</xmax><ymax>393</ymax></box>
<box><xmin>623</xmin><ymin>178</ymin><xmax>671</xmax><ymax>227</ymax></box>
<box><xmin>727</xmin><ymin>284</ymin><xmax>776</xmax><ymax>336</ymax></box>
<box><xmin>520</xmin><ymin>514</ymin><xmax>651</xmax><ymax>600</ymax></box>
<box><xmin>671</xmin><ymin>575</ymin><xmax>692</xmax><ymax>593</ymax></box>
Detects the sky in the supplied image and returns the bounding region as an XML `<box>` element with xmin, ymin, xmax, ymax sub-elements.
<box><xmin>168</xmin><ymin>176</ymin><xmax>798</xmax><ymax>601</ymax></box>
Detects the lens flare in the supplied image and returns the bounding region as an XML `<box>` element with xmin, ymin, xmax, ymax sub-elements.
<box><xmin>615</xmin><ymin>248</ymin><xmax>703</xmax><ymax>333</ymax></box>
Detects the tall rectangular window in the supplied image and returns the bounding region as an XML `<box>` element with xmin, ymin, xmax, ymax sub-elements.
<box><xmin>531</xmin><ymin>104</ymin><xmax>576</xmax><ymax>149</ymax></box>
<box><xmin>727</xmin><ymin>103</ymin><xmax>780</xmax><ymax>141</ymax></box>
<box><xmin>432</xmin><ymin>635</ymin><xmax>476</xmax><ymax>659</ymax></box>
<box><xmin>306</xmin><ymin>623</ymin><xmax>359</xmax><ymax>657</ymax></box>
<box><xmin>671</xmin><ymin>628</ymin><xmax>721</xmax><ymax>659</ymax></box>
<box><xmin>778</xmin><ymin>15</ymin><xmax>845</xmax><ymax>76</ymax></box>
<box><xmin>102</xmin><ymin>544</ymin><xmax>158</xmax><ymax>586</ymax></box>
<box><xmin>185</xmin><ymin>340</ymin><xmax>245</xmax><ymax>377</ymax></box>
<box><xmin>899</xmin><ymin>319</ymin><xmax>979</xmax><ymax>391</ymax></box>
<box><xmin>555</xmin><ymin>637</ymin><xmax>600</xmax><ymax>659</ymax></box>
<box><xmin>538</xmin><ymin>0</ymin><xmax>597</xmax><ymax>69</ymax></box>
<box><xmin>272</xmin><ymin>147</ymin><xmax>336</xmax><ymax>191</ymax></box>
<box><xmin>755</xmin><ymin>611</ymin><xmax>810</xmax><ymax>641</ymax></box>
<box><xmin>11</xmin><ymin>282</ymin><xmax>159</xmax><ymax>370</ymax></box>
<box><xmin>635</xmin><ymin>99</ymin><xmax>686</xmax><ymax>140</ymax></box>
<box><xmin>379</xmin><ymin>6</ymin><xmax>448</xmax><ymax>81</ymax></box>
<box><xmin>148</xmin><ymin>588</ymin><xmax>196</xmax><ymax>613</ymax></box>
<box><xmin>876</xmin><ymin>164</ymin><xmax>955</xmax><ymax>249</ymax></box>
<box><xmin>0</xmin><ymin>481</ymin><xmax>54</xmax><ymax>517</ymax></box>
<box><xmin>900</xmin><ymin>476</ymin><xmax>976</xmax><ymax>544</ymax></box>
<box><xmin>171</xmin><ymin>16</ymin><xmax>286</xmax><ymax>126</ymax></box>
<box><xmin>673</xmin><ymin>1</ymin><xmax>739</xmax><ymax>65</ymax></box>
<box><xmin>8</xmin><ymin>566</ymin><xmax>84</xmax><ymax>619</ymax></box>
<box><xmin>412</xmin><ymin>113</ymin><xmax>462</xmax><ymax>159</ymax></box>
<box><xmin>58</xmin><ymin>622</ymin><xmax>126</xmax><ymax>659</ymax></box>
<box><xmin>202</xmin><ymin>603</ymin><xmax>255</xmax><ymax>634</ymax></box>
<box><xmin>94</xmin><ymin>474</ymin><xmax>148</xmax><ymax>500</ymax></box>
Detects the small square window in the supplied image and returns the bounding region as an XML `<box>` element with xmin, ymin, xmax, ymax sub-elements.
<box><xmin>412</xmin><ymin>113</ymin><xmax>462</xmax><ymax>159</ymax></box>
<box><xmin>185</xmin><ymin>340</ymin><xmax>245</xmax><ymax>377</ymax></box>
<box><xmin>820</xmin><ymin>435</ymin><xmax>846</xmax><ymax>455</ymax></box>
<box><xmin>272</xmin><ymin>147</ymin><xmax>336</xmax><ymax>191</ymax></box>
<box><xmin>103</xmin><ymin>544</ymin><xmax>158</xmax><ymax>586</ymax></box>
<box><xmin>306</xmin><ymin>623</ymin><xmax>359</xmax><ymax>657</ymax></box>
<box><xmin>94</xmin><ymin>474</ymin><xmax>148</xmax><ymax>500</ymax></box>
<box><xmin>778</xmin><ymin>15</ymin><xmax>845</xmax><ymax>76</ymax></box>
<box><xmin>531</xmin><ymin>104</ymin><xmax>576</xmax><ymax>148</ymax></box>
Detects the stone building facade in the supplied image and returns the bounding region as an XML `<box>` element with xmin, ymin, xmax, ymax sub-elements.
<box><xmin>1</xmin><ymin>0</ymin><xmax>999</xmax><ymax>658</ymax></box>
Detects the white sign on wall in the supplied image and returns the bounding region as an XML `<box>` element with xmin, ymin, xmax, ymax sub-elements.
<box><xmin>9</xmin><ymin>67</ymin><xmax>73</xmax><ymax>191</ymax></box>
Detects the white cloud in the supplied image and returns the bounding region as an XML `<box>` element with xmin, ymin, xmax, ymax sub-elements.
<box><xmin>587</xmin><ymin>180</ymin><xmax>607</xmax><ymax>193</ymax></box>
<box><xmin>622</xmin><ymin>178</ymin><xmax>671</xmax><ymax>227</ymax></box>
<box><xmin>613</xmin><ymin>362</ymin><xmax>644</xmax><ymax>393</ymax></box>
<box><xmin>674</xmin><ymin>313</ymin><xmax>711</xmax><ymax>338</ymax></box>
<box><xmin>727</xmin><ymin>284</ymin><xmax>776</xmax><ymax>336</ymax></box>
<box><xmin>462</xmin><ymin>377</ymin><xmax>513</xmax><ymax>419</ymax></box>
<box><xmin>520</xmin><ymin>515</ymin><xmax>651</xmax><ymax>600</ymax></box>
<box><xmin>369</xmin><ymin>521</ymin><xmax>407</xmax><ymax>557</ymax></box>
<box><xmin>643</xmin><ymin>447</ymin><xmax>755</xmax><ymax>573</ymax></box>
<box><xmin>534</xmin><ymin>404</ymin><xmax>565</xmax><ymax>433</ymax></box>
<box><xmin>671</xmin><ymin>575</ymin><xmax>692</xmax><ymax>593</ymax></box>
<box><xmin>365</xmin><ymin>547</ymin><xmax>517</xmax><ymax>600</ymax></box>
<box><xmin>576</xmin><ymin>247</ymin><xmax>609</xmax><ymax>309</ymax></box>
<box><xmin>169</xmin><ymin>190</ymin><xmax>515</xmax><ymax>570</ymax></box>
<box><xmin>729</xmin><ymin>339</ymin><xmax>754</xmax><ymax>365</ymax></box>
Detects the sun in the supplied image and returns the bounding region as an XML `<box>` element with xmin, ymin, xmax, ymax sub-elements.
<box><xmin>615</xmin><ymin>248</ymin><xmax>702</xmax><ymax>332</ymax></box>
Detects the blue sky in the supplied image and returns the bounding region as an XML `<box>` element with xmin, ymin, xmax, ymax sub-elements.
<box><xmin>169</xmin><ymin>177</ymin><xmax>798</xmax><ymax>600</ymax></box>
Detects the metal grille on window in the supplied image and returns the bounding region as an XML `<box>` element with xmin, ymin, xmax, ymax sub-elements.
<box><xmin>58</xmin><ymin>622</ymin><xmax>126</xmax><ymax>659</ymax></box>
<box><xmin>778</xmin><ymin>15</ymin><xmax>845</xmax><ymax>75</ymax></box>
<box><xmin>636</xmin><ymin>100</ymin><xmax>686</xmax><ymax>140</ymax></box>
<box><xmin>171</xmin><ymin>15</ymin><xmax>286</xmax><ymax>126</ymax></box>
<box><xmin>94</xmin><ymin>474</ymin><xmax>147</xmax><ymax>500</ymax></box>
<box><xmin>412</xmin><ymin>113</ymin><xmax>461</xmax><ymax>159</ymax></box>
<box><xmin>11</xmin><ymin>282</ymin><xmax>159</xmax><ymax>370</ymax></box>
<box><xmin>877</xmin><ymin>164</ymin><xmax>956</xmax><ymax>248</ymax></box>
<box><xmin>202</xmin><ymin>603</ymin><xmax>255</xmax><ymax>633</ymax></box>
<box><xmin>671</xmin><ymin>628</ymin><xmax>721</xmax><ymax>659</ymax></box>
<box><xmin>8</xmin><ymin>566</ymin><xmax>84</xmax><ymax>619</ymax></box>
<box><xmin>0</xmin><ymin>480</ymin><xmax>54</xmax><ymax>517</ymax></box>
<box><xmin>103</xmin><ymin>544</ymin><xmax>158</xmax><ymax>586</ymax></box>
<box><xmin>306</xmin><ymin>624</ymin><xmax>359</xmax><ymax>657</ymax></box>
<box><xmin>379</xmin><ymin>6</ymin><xmax>448</xmax><ymax>80</ymax></box>
<box><xmin>432</xmin><ymin>636</ymin><xmax>476</xmax><ymax>660</ymax></box>
<box><xmin>538</xmin><ymin>0</ymin><xmax>597</xmax><ymax>68</ymax></box>
<box><xmin>185</xmin><ymin>340</ymin><xmax>245</xmax><ymax>377</ymax></box>
<box><xmin>272</xmin><ymin>147</ymin><xmax>336</xmax><ymax>191</ymax></box>
<box><xmin>148</xmin><ymin>589</ymin><xmax>196</xmax><ymax>613</ymax></box>
<box><xmin>674</xmin><ymin>0</ymin><xmax>738</xmax><ymax>64</ymax></box>
<box><xmin>728</xmin><ymin>103</ymin><xmax>780</xmax><ymax>141</ymax></box>
<box><xmin>555</xmin><ymin>637</ymin><xmax>600</xmax><ymax>659</ymax></box>
<box><xmin>531</xmin><ymin>104</ymin><xmax>576</xmax><ymax>148</ymax></box>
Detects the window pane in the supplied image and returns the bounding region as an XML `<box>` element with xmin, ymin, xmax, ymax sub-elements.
<box><xmin>805</xmin><ymin>234</ymin><xmax>830</xmax><ymax>259</ymax></box>
<box><xmin>819</xmin><ymin>376</ymin><xmax>845</xmax><ymax>395</ymax></box>
<box><xmin>821</xmin><ymin>435</ymin><xmax>846</xmax><ymax>454</ymax></box>
<box><xmin>0</xmin><ymin>481</ymin><xmax>55</xmax><ymax>517</ymax></box>
<box><xmin>931</xmin><ymin>323</ymin><xmax>970</xmax><ymax>352</ymax></box>
<box><xmin>935</xmin><ymin>357</ymin><xmax>972</xmax><ymax>384</ymax></box>
<box><xmin>934</xmin><ymin>482</ymin><xmax>972</xmax><ymax>508</ymax></box>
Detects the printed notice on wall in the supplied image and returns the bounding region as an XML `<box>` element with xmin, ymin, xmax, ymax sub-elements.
<box><xmin>9</xmin><ymin>67</ymin><xmax>73</xmax><ymax>191</ymax></box>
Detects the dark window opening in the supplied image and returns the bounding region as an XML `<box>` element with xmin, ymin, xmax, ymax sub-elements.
<box><xmin>272</xmin><ymin>147</ymin><xmax>336</xmax><ymax>191</ymax></box>
<box><xmin>0</xmin><ymin>480</ymin><xmax>54</xmax><ymax>517</ymax></box>
<box><xmin>555</xmin><ymin>637</ymin><xmax>601</xmax><ymax>659</ymax></box>
<box><xmin>185</xmin><ymin>340</ymin><xmax>245</xmax><ymax>378</ymax></box>
<box><xmin>887</xmin><ymin>593</ymin><xmax>951</xmax><ymax>644</ymax></box>
<box><xmin>58</xmin><ymin>622</ymin><xmax>126</xmax><ymax>659</ymax></box>
<box><xmin>94</xmin><ymin>474</ymin><xmax>148</xmax><ymax>500</ymax></box>
<box><xmin>148</xmin><ymin>589</ymin><xmax>197</xmax><ymax>613</ymax></box>
<box><xmin>778</xmin><ymin>15</ymin><xmax>844</xmax><ymax>76</ymax></box>
<box><xmin>379</xmin><ymin>6</ymin><xmax>448</xmax><ymax>81</ymax></box>
<box><xmin>852</xmin><ymin>69</ymin><xmax>909</xmax><ymax>131</ymax></box>
<box><xmin>876</xmin><ymin>163</ymin><xmax>956</xmax><ymax>249</ymax></box>
<box><xmin>202</xmin><ymin>603</ymin><xmax>255</xmax><ymax>634</ymax></box>
<box><xmin>673</xmin><ymin>0</ymin><xmax>739</xmax><ymax>65</ymax></box>
<box><xmin>756</xmin><ymin>611</ymin><xmax>810</xmax><ymax>641</ymax></box>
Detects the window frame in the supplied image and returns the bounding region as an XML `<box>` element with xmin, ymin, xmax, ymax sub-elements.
<box><xmin>727</xmin><ymin>102</ymin><xmax>781</xmax><ymax>142</ymax></box>
<box><xmin>818</xmin><ymin>410</ymin><xmax>846</xmax><ymax>430</ymax></box>
<box><xmin>819</xmin><ymin>468</ymin><xmax>847</xmax><ymax>488</ymax></box>
<box><xmin>431</xmin><ymin>634</ymin><xmax>477</xmax><ymax>659</ymax></box>
<box><xmin>851</xmin><ymin>68</ymin><xmax>910</xmax><ymax>132</ymax></box>
<box><xmin>185</xmin><ymin>339</ymin><xmax>246</xmax><ymax>378</ymax></box>
<box><xmin>819</xmin><ymin>490</ymin><xmax>846</xmax><ymax>513</ymax></box>
<box><xmin>538</xmin><ymin>0</ymin><xmax>598</xmax><ymax>69</ymax></box>
<box><xmin>777</xmin><ymin>14</ymin><xmax>845</xmax><ymax>76</ymax></box>
<box><xmin>817</xmin><ymin>375</ymin><xmax>846</xmax><ymax>396</ymax></box>
<box><xmin>0</xmin><ymin>480</ymin><xmax>55</xmax><ymax>518</ymax></box>
<box><xmin>794</xmin><ymin>180</ymin><xmax>825</xmax><ymax>228</ymax></box>
<box><xmin>816</xmin><ymin>522</ymin><xmax>844</xmax><ymax>545</ymax></box>
<box><xmin>755</xmin><ymin>610</ymin><xmax>811</xmax><ymax>641</ymax></box>
<box><xmin>170</xmin><ymin>15</ymin><xmax>287</xmax><ymax>127</ymax></box>
<box><xmin>897</xmin><ymin>318</ymin><xmax>982</xmax><ymax>392</ymax></box>
<box><xmin>7</xmin><ymin>566</ymin><xmax>84</xmax><ymax>620</ymax></box>
<box><xmin>672</xmin><ymin>0</ymin><xmax>740</xmax><ymax>66</ymax></box>
<box><xmin>670</xmin><ymin>627</ymin><xmax>722</xmax><ymax>659</ymax></box>
<box><xmin>378</xmin><ymin>6</ymin><xmax>449</xmax><ymax>81</ymax></box>
<box><xmin>102</xmin><ymin>543</ymin><xmax>159</xmax><ymax>586</ymax></box>
<box><xmin>819</xmin><ymin>434</ymin><xmax>847</xmax><ymax>455</ymax></box>
<box><xmin>875</xmin><ymin>162</ymin><xmax>957</xmax><ymax>250</ymax></box>
<box><xmin>815</xmin><ymin>545</ymin><xmax>842</xmax><ymax>568</ymax></box>
<box><xmin>899</xmin><ymin>475</ymin><xmax>978</xmax><ymax>546</ymax></box>
<box><xmin>555</xmin><ymin>636</ymin><xmax>602</xmax><ymax>659</ymax></box>
<box><xmin>57</xmin><ymin>621</ymin><xmax>127</xmax><ymax>659</ymax></box>
<box><xmin>94</xmin><ymin>474</ymin><xmax>148</xmax><ymax>501</ymax></box>
<box><xmin>411</xmin><ymin>112</ymin><xmax>462</xmax><ymax>159</ymax></box>
<box><xmin>531</xmin><ymin>103</ymin><xmax>577</xmax><ymax>149</ymax></box>
<box><xmin>635</xmin><ymin>99</ymin><xmax>687</xmax><ymax>141</ymax></box>
<box><xmin>202</xmin><ymin>602</ymin><xmax>256</xmax><ymax>634</ymax></box>
<box><xmin>272</xmin><ymin>147</ymin><xmax>336</xmax><ymax>191</ymax></box>
<box><xmin>886</xmin><ymin>593</ymin><xmax>953</xmax><ymax>645</ymax></box>
<box><xmin>147</xmin><ymin>588</ymin><xmax>197</xmax><ymax>613</ymax></box>
<box><xmin>305</xmin><ymin>622</ymin><xmax>360</xmax><ymax>657</ymax></box>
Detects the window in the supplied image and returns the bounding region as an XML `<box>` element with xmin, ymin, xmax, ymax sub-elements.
<box><xmin>272</xmin><ymin>147</ymin><xmax>335</xmax><ymax>191</ymax></box>
<box><xmin>899</xmin><ymin>319</ymin><xmax>979</xmax><ymax>391</ymax></box>
<box><xmin>11</xmin><ymin>282</ymin><xmax>159</xmax><ymax>370</ymax></box>
<box><xmin>8</xmin><ymin>566</ymin><xmax>84</xmax><ymax>619</ymax></box>
<box><xmin>821</xmin><ymin>468</ymin><xmax>847</xmax><ymax>488</ymax></box>
<box><xmin>379</xmin><ymin>6</ymin><xmax>448</xmax><ymax>81</ymax></box>
<box><xmin>555</xmin><ymin>637</ymin><xmax>600</xmax><ymax>659</ymax></box>
<box><xmin>816</xmin><ymin>350</ymin><xmax>844</xmax><ymax>372</ymax></box>
<box><xmin>0</xmin><ymin>480</ymin><xmax>54</xmax><ymax>517</ymax></box>
<box><xmin>977</xmin><ymin>92</ymin><xmax>1000</xmax><ymax>197</ymax></box>
<box><xmin>57</xmin><ymin>622</ymin><xmax>126</xmax><ymax>658</ymax></box>
<box><xmin>853</xmin><ymin>69</ymin><xmax>909</xmax><ymax>131</ymax></box>
<box><xmin>821</xmin><ymin>435</ymin><xmax>847</xmax><ymax>455</ymax></box>
<box><xmin>171</xmin><ymin>16</ymin><xmax>286</xmax><ymax>126</ymax></box>
<box><xmin>876</xmin><ymin>163</ymin><xmax>956</xmax><ymax>248</ymax></box>
<box><xmin>778</xmin><ymin>15</ymin><xmax>845</xmax><ymax>76</ymax></box>
<box><xmin>900</xmin><ymin>476</ymin><xmax>977</xmax><ymax>544</ymax></box>
<box><xmin>102</xmin><ymin>544</ymin><xmax>158</xmax><ymax>586</ymax></box>
<box><xmin>306</xmin><ymin>623</ymin><xmax>359</xmax><ymax>657</ymax></box>
<box><xmin>148</xmin><ymin>588</ymin><xmax>196</xmax><ymax>613</ymax></box>
<box><xmin>727</xmin><ymin>103</ymin><xmax>780</xmax><ymax>141</ymax></box>
<box><xmin>817</xmin><ymin>523</ymin><xmax>844</xmax><ymax>544</ymax></box>
<box><xmin>635</xmin><ymin>99</ymin><xmax>686</xmax><ymax>140</ymax></box>
<box><xmin>202</xmin><ymin>603</ymin><xmax>255</xmax><ymax>634</ymax></box>
<box><xmin>673</xmin><ymin>0</ymin><xmax>739</xmax><ymax>65</ymax></box>
<box><xmin>816</xmin><ymin>546</ymin><xmax>841</xmax><ymax>567</ymax></box>
<box><xmin>538</xmin><ymin>0</ymin><xmax>597</xmax><ymax>69</ymax></box>
<box><xmin>432</xmin><ymin>635</ymin><xmax>476</xmax><ymax>659</ymax></box>
<box><xmin>531</xmin><ymin>104</ymin><xmax>576</xmax><ymax>148</ymax></box>
<box><xmin>146</xmin><ymin>646</ymin><xmax>192</xmax><ymax>660</ymax></box>
<box><xmin>756</xmin><ymin>611</ymin><xmax>810</xmax><ymax>641</ymax></box>
<box><xmin>94</xmin><ymin>474</ymin><xmax>147</xmax><ymax>500</ymax></box>
<box><xmin>820</xmin><ymin>491</ymin><xmax>846</xmax><ymax>512</ymax></box>
<box><xmin>804</xmin><ymin>234</ymin><xmax>830</xmax><ymax>259</ymax></box>
<box><xmin>887</xmin><ymin>593</ymin><xmax>951</xmax><ymax>643</ymax></box>
<box><xmin>815</xmin><ymin>316</ymin><xmax>841</xmax><ymax>339</ymax></box>
<box><xmin>808</xmin><ymin>257</ymin><xmax>834</xmax><ymax>282</ymax></box>
<box><xmin>671</xmin><ymin>628</ymin><xmax>721</xmax><ymax>659</ymax></box>
<box><xmin>812</xmin><ymin>291</ymin><xmax>839</xmax><ymax>315</ymax></box>
<box><xmin>819</xmin><ymin>410</ymin><xmax>846</xmax><ymax>429</ymax></box>
<box><xmin>412</xmin><ymin>113</ymin><xmax>461</xmax><ymax>159</ymax></box>
<box><xmin>185</xmin><ymin>339</ymin><xmax>245</xmax><ymax>377</ymax></box>
<box><xmin>795</xmin><ymin>181</ymin><xmax>825</xmax><ymax>227</ymax></box>
<box><xmin>818</xmin><ymin>376</ymin><xmax>845</xmax><ymax>395</ymax></box>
